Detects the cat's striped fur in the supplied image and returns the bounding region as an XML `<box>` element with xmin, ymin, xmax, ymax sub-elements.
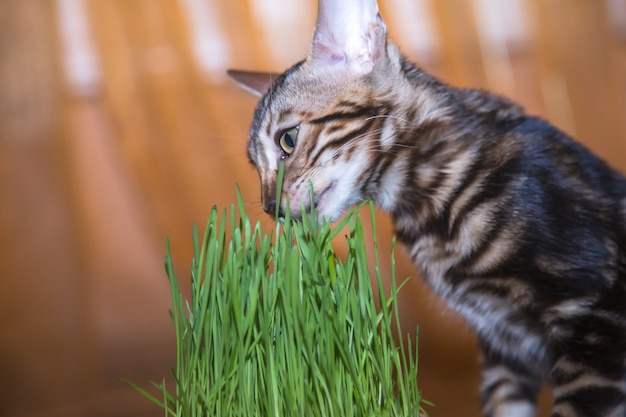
<box><xmin>229</xmin><ymin>1</ymin><xmax>626</xmax><ymax>416</ymax></box>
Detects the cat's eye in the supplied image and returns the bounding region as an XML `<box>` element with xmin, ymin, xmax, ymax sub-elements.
<box><xmin>278</xmin><ymin>126</ymin><xmax>299</xmax><ymax>158</ymax></box>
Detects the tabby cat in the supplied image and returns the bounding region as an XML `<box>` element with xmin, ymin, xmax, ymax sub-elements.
<box><xmin>228</xmin><ymin>0</ymin><xmax>626</xmax><ymax>416</ymax></box>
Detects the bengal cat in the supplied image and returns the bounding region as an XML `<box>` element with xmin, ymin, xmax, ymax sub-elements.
<box><xmin>228</xmin><ymin>0</ymin><xmax>626</xmax><ymax>416</ymax></box>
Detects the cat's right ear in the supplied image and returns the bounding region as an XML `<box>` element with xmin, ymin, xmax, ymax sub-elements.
<box><xmin>309</xmin><ymin>0</ymin><xmax>387</xmax><ymax>75</ymax></box>
<box><xmin>227</xmin><ymin>69</ymin><xmax>275</xmax><ymax>97</ymax></box>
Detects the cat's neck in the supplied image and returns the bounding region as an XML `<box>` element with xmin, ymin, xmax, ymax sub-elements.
<box><xmin>367</xmin><ymin>47</ymin><xmax>526</xmax><ymax>225</ymax></box>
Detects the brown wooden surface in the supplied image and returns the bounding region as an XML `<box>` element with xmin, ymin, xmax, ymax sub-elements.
<box><xmin>1</xmin><ymin>1</ymin><xmax>625</xmax><ymax>416</ymax></box>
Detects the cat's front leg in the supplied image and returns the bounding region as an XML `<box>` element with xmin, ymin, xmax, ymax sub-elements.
<box><xmin>479</xmin><ymin>340</ymin><xmax>541</xmax><ymax>417</ymax></box>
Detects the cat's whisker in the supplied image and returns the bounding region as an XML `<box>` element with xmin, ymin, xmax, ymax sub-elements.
<box><xmin>243</xmin><ymin>200</ymin><xmax>268</xmax><ymax>220</ymax></box>
<box><xmin>364</xmin><ymin>114</ymin><xmax>412</xmax><ymax>125</ymax></box>
<box><xmin>323</xmin><ymin>128</ymin><xmax>421</xmax><ymax>160</ymax></box>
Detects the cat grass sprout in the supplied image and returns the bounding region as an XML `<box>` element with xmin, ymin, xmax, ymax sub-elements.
<box><xmin>130</xmin><ymin>186</ymin><xmax>424</xmax><ymax>417</ymax></box>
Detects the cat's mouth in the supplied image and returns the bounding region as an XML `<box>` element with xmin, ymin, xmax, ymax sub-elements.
<box><xmin>278</xmin><ymin>180</ymin><xmax>337</xmax><ymax>223</ymax></box>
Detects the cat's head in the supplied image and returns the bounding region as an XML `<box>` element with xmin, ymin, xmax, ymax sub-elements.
<box><xmin>229</xmin><ymin>0</ymin><xmax>401</xmax><ymax>222</ymax></box>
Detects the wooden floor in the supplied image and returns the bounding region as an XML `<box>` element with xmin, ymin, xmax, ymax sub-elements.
<box><xmin>1</xmin><ymin>1</ymin><xmax>625</xmax><ymax>416</ymax></box>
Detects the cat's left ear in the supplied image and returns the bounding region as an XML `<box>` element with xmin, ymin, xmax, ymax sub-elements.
<box><xmin>227</xmin><ymin>69</ymin><xmax>276</xmax><ymax>97</ymax></box>
<box><xmin>309</xmin><ymin>0</ymin><xmax>387</xmax><ymax>75</ymax></box>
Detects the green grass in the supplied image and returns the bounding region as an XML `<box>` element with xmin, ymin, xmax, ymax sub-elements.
<box><xmin>130</xmin><ymin>175</ymin><xmax>423</xmax><ymax>416</ymax></box>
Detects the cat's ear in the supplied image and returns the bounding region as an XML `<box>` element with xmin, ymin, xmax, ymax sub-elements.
<box><xmin>309</xmin><ymin>0</ymin><xmax>387</xmax><ymax>75</ymax></box>
<box><xmin>227</xmin><ymin>69</ymin><xmax>276</xmax><ymax>97</ymax></box>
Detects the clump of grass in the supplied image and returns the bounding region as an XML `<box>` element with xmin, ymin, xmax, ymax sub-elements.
<box><xmin>130</xmin><ymin>182</ymin><xmax>423</xmax><ymax>416</ymax></box>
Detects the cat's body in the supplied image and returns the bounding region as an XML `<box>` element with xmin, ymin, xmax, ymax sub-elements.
<box><xmin>229</xmin><ymin>1</ymin><xmax>626</xmax><ymax>416</ymax></box>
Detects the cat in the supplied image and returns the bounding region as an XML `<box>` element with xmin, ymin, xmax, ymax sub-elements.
<box><xmin>228</xmin><ymin>0</ymin><xmax>626</xmax><ymax>416</ymax></box>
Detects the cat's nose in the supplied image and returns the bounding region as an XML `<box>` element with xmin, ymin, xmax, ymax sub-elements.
<box><xmin>263</xmin><ymin>198</ymin><xmax>285</xmax><ymax>219</ymax></box>
<box><xmin>263</xmin><ymin>198</ymin><xmax>275</xmax><ymax>214</ymax></box>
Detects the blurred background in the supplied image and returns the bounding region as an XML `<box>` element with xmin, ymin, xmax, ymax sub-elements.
<box><xmin>1</xmin><ymin>0</ymin><xmax>625</xmax><ymax>416</ymax></box>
